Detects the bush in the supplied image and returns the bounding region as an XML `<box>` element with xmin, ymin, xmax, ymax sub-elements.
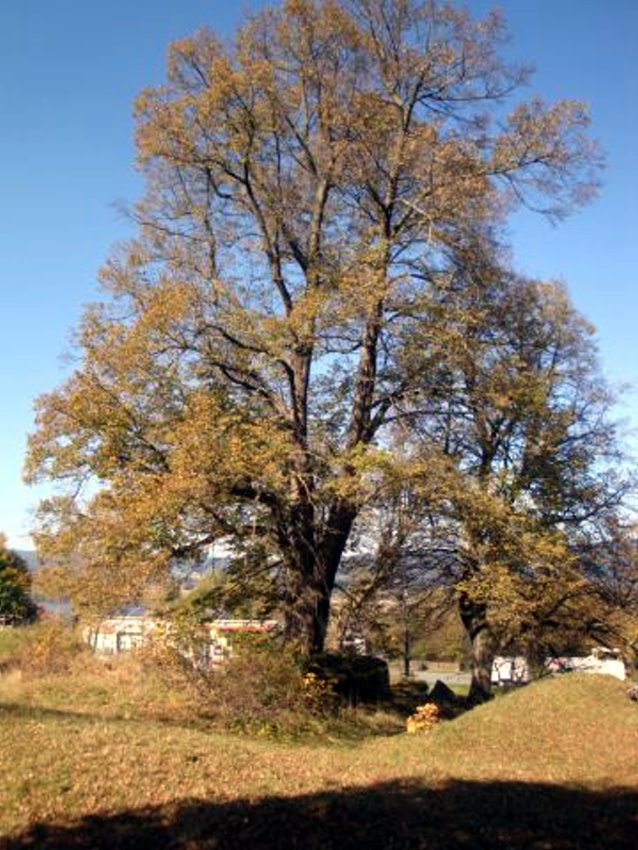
<box><xmin>140</xmin><ymin>630</ymin><xmax>393</xmax><ymax>735</ymax></box>
<box><xmin>141</xmin><ymin>631</ymin><xmax>336</xmax><ymax>735</ymax></box>
<box><xmin>206</xmin><ymin>639</ymin><xmax>312</xmax><ymax>733</ymax></box>
<box><xmin>6</xmin><ymin>620</ymin><xmax>88</xmax><ymax>677</ymax></box>
<box><xmin>405</xmin><ymin>702</ymin><xmax>442</xmax><ymax>734</ymax></box>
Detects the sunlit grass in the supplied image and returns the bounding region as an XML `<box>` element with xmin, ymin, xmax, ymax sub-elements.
<box><xmin>1</xmin><ymin>625</ymin><xmax>636</xmax><ymax>846</ymax></box>
<box><xmin>1</xmin><ymin>649</ymin><xmax>637</xmax><ymax>843</ymax></box>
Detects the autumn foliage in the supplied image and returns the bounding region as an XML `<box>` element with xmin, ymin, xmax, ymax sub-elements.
<box><xmin>24</xmin><ymin>0</ymin><xmax>629</xmax><ymax>701</ymax></box>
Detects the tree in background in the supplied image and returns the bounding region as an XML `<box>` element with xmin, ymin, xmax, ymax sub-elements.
<box><xmin>0</xmin><ymin>535</ymin><xmax>36</xmax><ymax>623</ymax></box>
<box><xmin>329</xmin><ymin>485</ymin><xmax>455</xmax><ymax>675</ymax></box>
<box><xmin>577</xmin><ymin>518</ymin><xmax>638</xmax><ymax>669</ymax></box>
<box><xmin>26</xmin><ymin>0</ymin><xmax>602</xmax><ymax>657</ymax></box>
<box><xmin>398</xmin><ymin>266</ymin><xmax>629</xmax><ymax>701</ymax></box>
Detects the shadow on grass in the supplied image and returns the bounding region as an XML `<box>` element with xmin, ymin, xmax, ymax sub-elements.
<box><xmin>387</xmin><ymin>679</ymin><xmax>433</xmax><ymax>716</ymax></box>
<box><xmin>2</xmin><ymin>779</ymin><xmax>636</xmax><ymax>849</ymax></box>
<box><xmin>387</xmin><ymin>679</ymin><xmax>468</xmax><ymax>722</ymax></box>
<box><xmin>0</xmin><ymin>701</ymin><xmax>103</xmax><ymax>723</ymax></box>
<box><xmin>0</xmin><ymin>700</ymin><xmax>175</xmax><ymax>727</ymax></box>
<box><xmin>0</xmin><ymin>699</ymin><xmax>403</xmax><ymax>742</ymax></box>
<box><xmin>0</xmin><ymin>700</ymin><xmax>216</xmax><ymax>736</ymax></box>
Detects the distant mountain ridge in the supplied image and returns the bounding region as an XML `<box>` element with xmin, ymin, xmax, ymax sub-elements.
<box><xmin>15</xmin><ymin>550</ymin><xmax>39</xmax><ymax>572</ymax></box>
<box><xmin>13</xmin><ymin>548</ymin><xmax>229</xmax><ymax>604</ymax></box>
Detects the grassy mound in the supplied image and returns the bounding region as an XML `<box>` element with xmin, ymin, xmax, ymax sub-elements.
<box><xmin>0</xmin><ymin>660</ymin><xmax>636</xmax><ymax>848</ymax></box>
<box><xmin>420</xmin><ymin>673</ymin><xmax>638</xmax><ymax>785</ymax></box>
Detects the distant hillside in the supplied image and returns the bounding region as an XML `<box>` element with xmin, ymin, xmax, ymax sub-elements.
<box><xmin>14</xmin><ymin>550</ymin><xmax>39</xmax><ymax>572</ymax></box>
<box><xmin>10</xmin><ymin>550</ymin><xmax>72</xmax><ymax>617</ymax></box>
<box><xmin>11</xmin><ymin>548</ymin><xmax>226</xmax><ymax>614</ymax></box>
<box><xmin>15</xmin><ymin>548</ymin><xmax>227</xmax><ymax>583</ymax></box>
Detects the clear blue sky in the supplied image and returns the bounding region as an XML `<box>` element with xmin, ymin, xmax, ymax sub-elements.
<box><xmin>1</xmin><ymin>1</ymin><xmax>636</xmax><ymax>549</ymax></box>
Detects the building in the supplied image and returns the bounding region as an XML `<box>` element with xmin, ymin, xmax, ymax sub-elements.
<box><xmin>491</xmin><ymin>647</ymin><xmax>626</xmax><ymax>686</ymax></box>
<box><xmin>83</xmin><ymin>615</ymin><xmax>279</xmax><ymax>665</ymax></box>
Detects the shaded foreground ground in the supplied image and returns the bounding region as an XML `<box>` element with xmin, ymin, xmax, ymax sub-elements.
<box><xmin>2</xmin><ymin>780</ymin><xmax>637</xmax><ymax>850</ymax></box>
<box><xmin>1</xmin><ymin>668</ymin><xmax>637</xmax><ymax>848</ymax></box>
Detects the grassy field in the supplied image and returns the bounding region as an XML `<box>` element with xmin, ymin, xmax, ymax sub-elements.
<box><xmin>0</xmin><ymin>637</ymin><xmax>637</xmax><ymax>849</ymax></box>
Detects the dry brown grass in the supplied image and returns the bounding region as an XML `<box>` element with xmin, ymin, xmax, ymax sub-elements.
<box><xmin>0</xmin><ymin>646</ymin><xmax>636</xmax><ymax>848</ymax></box>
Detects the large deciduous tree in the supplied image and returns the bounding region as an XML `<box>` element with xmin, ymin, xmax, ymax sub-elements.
<box><xmin>26</xmin><ymin>0</ymin><xmax>602</xmax><ymax>655</ymax></box>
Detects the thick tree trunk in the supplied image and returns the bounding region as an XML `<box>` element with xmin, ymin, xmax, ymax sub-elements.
<box><xmin>283</xmin><ymin>572</ymin><xmax>333</xmax><ymax>655</ymax></box>
<box><xmin>283</xmin><ymin>499</ymin><xmax>357</xmax><ymax>656</ymax></box>
<box><xmin>459</xmin><ymin>593</ymin><xmax>496</xmax><ymax>705</ymax></box>
<box><xmin>282</xmin><ymin>563</ymin><xmax>320</xmax><ymax>652</ymax></box>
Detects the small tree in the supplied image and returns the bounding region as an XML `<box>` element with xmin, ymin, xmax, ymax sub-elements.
<box><xmin>0</xmin><ymin>535</ymin><xmax>36</xmax><ymax>623</ymax></box>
